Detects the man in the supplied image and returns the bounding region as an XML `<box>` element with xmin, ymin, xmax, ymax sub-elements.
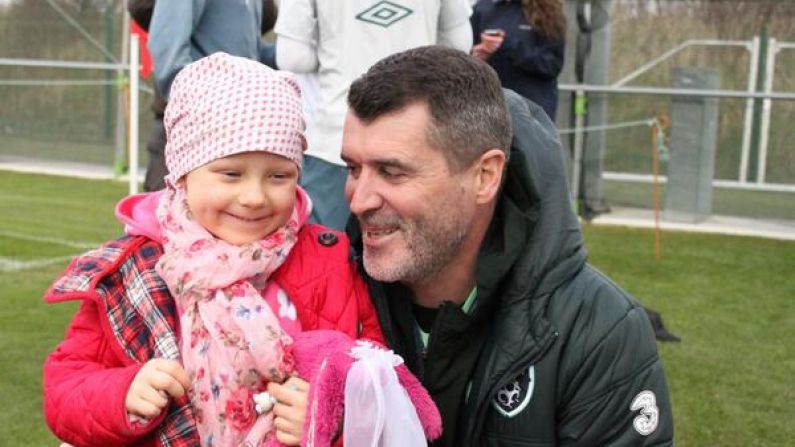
<box><xmin>274</xmin><ymin>0</ymin><xmax>473</xmax><ymax>230</ymax></box>
<box><xmin>341</xmin><ymin>46</ymin><xmax>673</xmax><ymax>446</ymax></box>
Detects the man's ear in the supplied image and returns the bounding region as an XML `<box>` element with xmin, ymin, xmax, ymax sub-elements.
<box><xmin>475</xmin><ymin>149</ymin><xmax>506</xmax><ymax>205</ymax></box>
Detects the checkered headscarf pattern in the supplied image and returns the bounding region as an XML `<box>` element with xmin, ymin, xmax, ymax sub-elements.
<box><xmin>164</xmin><ymin>52</ymin><xmax>306</xmax><ymax>184</ymax></box>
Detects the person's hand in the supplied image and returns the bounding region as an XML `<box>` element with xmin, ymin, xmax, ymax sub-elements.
<box><xmin>267</xmin><ymin>376</ymin><xmax>309</xmax><ymax>446</ymax></box>
<box><xmin>125</xmin><ymin>359</ymin><xmax>191</xmax><ymax>420</ymax></box>
<box><xmin>472</xmin><ymin>43</ymin><xmax>492</xmax><ymax>60</ymax></box>
<box><xmin>472</xmin><ymin>30</ymin><xmax>505</xmax><ymax>61</ymax></box>
<box><xmin>480</xmin><ymin>29</ymin><xmax>505</xmax><ymax>53</ymax></box>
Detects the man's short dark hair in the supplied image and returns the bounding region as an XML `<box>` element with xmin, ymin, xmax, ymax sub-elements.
<box><xmin>347</xmin><ymin>45</ymin><xmax>512</xmax><ymax>172</ymax></box>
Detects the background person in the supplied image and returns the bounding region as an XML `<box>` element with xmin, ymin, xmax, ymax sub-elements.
<box><xmin>274</xmin><ymin>0</ymin><xmax>474</xmax><ymax>230</ymax></box>
<box><xmin>341</xmin><ymin>46</ymin><xmax>673</xmax><ymax>446</ymax></box>
<box><xmin>470</xmin><ymin>0</ymin><xmax>566</xmax><ymax>120</ymax></box>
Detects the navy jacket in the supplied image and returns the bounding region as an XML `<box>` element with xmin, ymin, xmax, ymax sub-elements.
<box><xmin>471</xmin><ymin>0</ymin><xmax>565</xmax><ymax>119</ymax></box>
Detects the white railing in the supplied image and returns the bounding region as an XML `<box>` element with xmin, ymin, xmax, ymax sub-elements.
<box><xmin>0</xmin><ymin>35</ymin><xmax>142</xmax><ymax>195</ymax></box>
<box><xmin>611</xmin><ymin>38</ymin><xmax>763</xmax><ymax>183</ymax></box>
<box><xmin>758</xmin><ymin>40</ymin><xmax>795</xmax><ymax>183</ymax></box>
<box><xmin>559</xmin><ymin>36</ymin><xmax>795</xmax><ymax>196</ymax></box>
<box><xmin>576</xmin><ymin>36</ymin><xmax>795</xmax><ymax>188</ymax></box>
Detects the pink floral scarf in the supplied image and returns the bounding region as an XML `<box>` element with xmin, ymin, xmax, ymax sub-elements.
<box><xmin>155</xmin><ymin>185</ymin><xmax>304</xmax><ymax>446</ymax></box>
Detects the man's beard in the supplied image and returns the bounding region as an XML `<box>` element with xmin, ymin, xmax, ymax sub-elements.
<box><xmin>361</xmin><ymin>202</ymin><xmax>471</xmax><ymax>285</ymax></box>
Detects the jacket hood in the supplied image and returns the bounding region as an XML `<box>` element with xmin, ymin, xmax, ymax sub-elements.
<box><xmin>115</xmin><ymin>191</ymin><xmax>163</xmax><ymax>242</ymax></box>
<box><xmin>478</xmin><ymin>90</ymin><xmax>587</xmax><ymax>307</ymax></box>
<box><xmin>459</xmin><ymin>90</ymin><xmax>589</xmax><ymax>446</ymax></box>
<box><xmin>115</xmin><ymin>187</ymin><xmax>313</xmax><ymax>243</ymax></box>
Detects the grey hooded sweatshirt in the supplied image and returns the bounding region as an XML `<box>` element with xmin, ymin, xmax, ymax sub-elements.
<box><xmin>148</xmin><ymin>0</ymin><xmax>269</xmax><ymax>98</ymax></box>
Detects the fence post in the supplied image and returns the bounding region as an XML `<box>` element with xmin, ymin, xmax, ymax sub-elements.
<box><xmin>580</xmin><ymin>0</ymin><xmax>612</xmax><ymax>216</ymax></box>
<box><xmin>114</xmin><ymin>11</ymin><xmax>130</xmax><ymax>178</ymax></box>
<box><xmin>663</xmin><ymin>67</ymin><xmax>720</xmax><ymax>222</ymax></box>
<box><xmin>103</xmin><ymin>7</ymin><xmax>114</xmax><ymax>139</ymax></box>
<box><xmin>571</xmin><ymin>88</ymin><xmax>586</xmax><ymax>212</ymax></box>
<box><xmin>757</xmin><ymin>37</ymin><xmax>777</xmax><ymax>184</ymax></box>
<box><xmin>747</xmin><ymin>25</ymin><xmax>768</xmax><ymax>182</ymax></box>
<box><xmin>739</xmin><ymin>36</ymin><xmax>759</xmax><ymax>184</ymax></box>
<box><xmin>128</xmin><ymin>34</ymin><xmax>140</xmax><ymax>195</ymax></box>
<box><xmin>558</xmin><ymin>0</ymin><xmax>580</xmax><ymax>186</ymax></box>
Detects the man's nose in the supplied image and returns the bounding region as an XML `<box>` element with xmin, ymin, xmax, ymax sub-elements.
<box><xmin>346</xmin><ymin>174</ymin><xmax>382</xmax><ymax>217</ymax></box>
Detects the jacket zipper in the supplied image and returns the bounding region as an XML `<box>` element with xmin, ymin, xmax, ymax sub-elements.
<box><xmin>417</xmin><ymin>306</ymin><xmax>444</xmax><ymax>379</ymax></box>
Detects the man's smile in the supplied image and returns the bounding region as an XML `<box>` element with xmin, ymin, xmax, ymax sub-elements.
<box><xmin>363</xmin><ymin>224</ymin><xmax>400</xmax><ymax>246</ymax></box>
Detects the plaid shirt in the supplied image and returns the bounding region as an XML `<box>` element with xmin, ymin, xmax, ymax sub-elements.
<box><xmin>48</xmin><ymin>236</ymin><xmax>198</xmax><ymax>447</ymax></box>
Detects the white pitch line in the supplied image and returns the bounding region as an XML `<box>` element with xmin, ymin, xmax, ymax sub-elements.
<box><xmin>0</xmin><ymin>255</ymin><xmax>74</xmax><ymax>272</ymax></box>
<box><xmin>0</xmin><ymin>230</ymin><xmax>98</xmax><ymax>249</ymax></box>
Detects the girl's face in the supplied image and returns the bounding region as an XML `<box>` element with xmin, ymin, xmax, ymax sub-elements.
<box><xmin>183</xmin><ymin>151</ymin><xmax>299</xmax><ymax>245</ymax></box>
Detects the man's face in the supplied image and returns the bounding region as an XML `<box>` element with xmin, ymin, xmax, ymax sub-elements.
<box><xmin>341</xmin><ymin>103</ymin><xmax>479</xmax><ymax>285</ymax></box>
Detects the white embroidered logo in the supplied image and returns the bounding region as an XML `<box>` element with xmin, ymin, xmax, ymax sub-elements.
<box><xmin>277</xmin><ymin>289</ymin><xmax>297</xmax><ymax>321</ymax></box>
<box><xmin>630</xmin><ymin>390</ymin><xmax>659</xmax><ymax>436</ymax></box>
<box><xmin>355</xmin><ymin>1</ymin><xmax>413</xmax><ymax>28</ymax></box>
<box><xmin>493</xmin><ymin>365</ymin><xmax>535</xmax><ymax>417</ymax></box>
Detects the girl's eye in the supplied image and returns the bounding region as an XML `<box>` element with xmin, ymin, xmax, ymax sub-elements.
<box><xmin>270</xmin><ymin>170</ymin><xmax>297</xmax><ymax>181</ymax></box>
<box><xmin>221</xmin><ymin>171</ymin><xmax>241</xmax><ymax>178</ymax></box>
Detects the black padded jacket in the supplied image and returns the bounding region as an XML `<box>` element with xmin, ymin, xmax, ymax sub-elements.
<box><xmin>348</xmin><ymin>90</ymin><xmax>674</xmax><ymax>446</ymax></box>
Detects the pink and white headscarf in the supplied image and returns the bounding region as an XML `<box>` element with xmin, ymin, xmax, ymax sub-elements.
<box><xmin>154</xmin><ymin>52</ymin><xmax>308</xmax><ymax>446</ymax></box>
<box><xmin>163</xmin><ymin>51</ymin><xmax>306</xmax><ymax>185</ymax></box>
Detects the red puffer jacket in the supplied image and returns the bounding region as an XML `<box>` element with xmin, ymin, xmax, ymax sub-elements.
<box><xmin>43</xmin><ymin>225</ymin><xmax>383</xmax><ymax>447</ymax></box>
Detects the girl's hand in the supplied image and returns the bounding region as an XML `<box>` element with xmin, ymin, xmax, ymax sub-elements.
<box><xmin>268</xmin><ymin>376</ymin><xmax>309</xmax><ymax>446</ymax></box>
<box><xmin>125</xmin><ymin>359</ymin><xmax>191</xmax><ymax>419</ymax></box>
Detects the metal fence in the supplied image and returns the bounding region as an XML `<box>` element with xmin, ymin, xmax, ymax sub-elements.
<box><xmin>557</xmin><ymin>29</ymin><xmax>795</xmax><ymax>235</ymax></box>
<box><xmin>0</xmin><ymin>1</ymin><xmax>147</xmax><ymax>194</ymax></box>
<box><xmin>1</xmin><ymin>1</ymin><xmax>793</xmax><ymax>237</ymax></box>
<box><xmin>558</xmin><ymin>83</ymin><xmax>795</xmax><ymax>239</ymax></box>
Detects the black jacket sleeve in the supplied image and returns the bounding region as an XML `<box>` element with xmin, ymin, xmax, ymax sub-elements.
<box><xmin>556</xmin><ymin>269</ymin><xmax>674</xmax><ymax>446</ymax></box>
<box><xmin>499</xmin><ymin>32</ymin><xmax>565</xmax><ymax>80</ymax></box>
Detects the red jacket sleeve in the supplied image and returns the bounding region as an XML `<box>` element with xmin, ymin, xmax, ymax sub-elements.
<box><xmin>44</xmin><ymin>299</ymin><xmax>161</xmax><ymax>446</ymax></box>
<box><xmin>274</xmin><ymin>225</ymin><xmax>387</xmax><ymax>346</ymax></box>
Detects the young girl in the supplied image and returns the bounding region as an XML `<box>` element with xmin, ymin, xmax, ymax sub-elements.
<box><xmin>43</xmin><ymin>53</ymin><xmax>385</xmax><ymax>447</ymax></box>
